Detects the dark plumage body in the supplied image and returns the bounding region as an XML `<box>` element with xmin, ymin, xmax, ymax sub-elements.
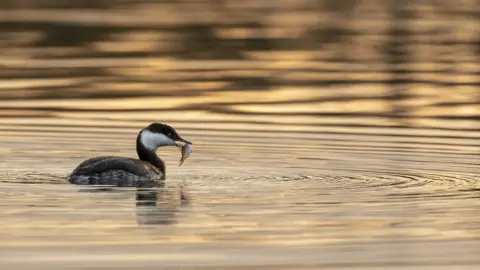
<box><xmin>68</xmin><ymin>156</ymin><xmax>164</xmax><ymax>186</ymax></box>
<box><xmin>67</xmin><ymin>123</ymin><xmax>191</xmax><ymax>187</ymax></box>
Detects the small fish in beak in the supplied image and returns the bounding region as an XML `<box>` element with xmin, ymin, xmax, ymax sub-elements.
<box><xmin>179</xmin><ymin>143</ymin><xmax>193</xmax><ymax>166</ymax></box>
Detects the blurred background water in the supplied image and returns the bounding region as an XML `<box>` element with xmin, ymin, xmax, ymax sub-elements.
<box><xmin>0</xmin><ymin>0</ymin><xmax>479</xmax><ymax>269</ymax></box>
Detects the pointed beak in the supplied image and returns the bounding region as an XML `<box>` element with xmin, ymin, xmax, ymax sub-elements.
<box><xmin>175</xmin><ymin>138</ymin><xmax>192</xmax><ymax>147</ymax></box>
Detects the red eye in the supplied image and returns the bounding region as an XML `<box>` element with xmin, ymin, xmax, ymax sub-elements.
<box><xmin>167</xmin><ymin>133</ymin><xmax>172</xmax><ymax>138</ymax></box>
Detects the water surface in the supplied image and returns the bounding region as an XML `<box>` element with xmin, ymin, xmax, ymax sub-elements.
<box><xmin>1</xmin><ymin>1</ymin><xmax>479</xmax><ymax>269</ymax></box>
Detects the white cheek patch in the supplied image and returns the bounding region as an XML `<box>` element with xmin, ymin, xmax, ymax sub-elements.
<box><xmin>140</xmin><ymin>130</ymin><xmax>175</xmax><ymax>151</ymax></box>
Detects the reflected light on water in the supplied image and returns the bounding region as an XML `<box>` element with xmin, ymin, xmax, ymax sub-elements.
<box><xmin>0</xmin><ymin>0</ymin><xmax>480</xmax><ymax>269</ymax></box>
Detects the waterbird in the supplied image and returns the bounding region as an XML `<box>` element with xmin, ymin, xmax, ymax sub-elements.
<box><xmin>67</xmin><ymin>123</ymin><xmax>192</xmax><ymax>186</ymax></box>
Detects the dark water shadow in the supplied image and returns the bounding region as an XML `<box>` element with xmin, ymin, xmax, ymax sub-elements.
<box><xmin>76</xmin><ymin>181</ymin><xmax>189</xmax><ymax>226</ymax></box>
<box><xmin>135</xmin><ymin>185</ymin><xmax>189</xmax><ymax>226</ymax></box>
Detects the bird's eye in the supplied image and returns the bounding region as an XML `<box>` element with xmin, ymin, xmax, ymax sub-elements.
<box><xmin>167</xmin><ymin>132</ymin><xmax>172</xmax><ymax>138</ymax></box>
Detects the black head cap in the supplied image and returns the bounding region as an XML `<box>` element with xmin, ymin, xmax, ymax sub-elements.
<box><xmin>145</xmin><ymin>123</ymin><xmax>192</xmax><ymax>144</ymax></box>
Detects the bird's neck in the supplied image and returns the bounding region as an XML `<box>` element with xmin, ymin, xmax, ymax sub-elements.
<box><xmin>136</xmin><ymin>135</ymin><xmax>166</xmax><ymax>175</ymax></box>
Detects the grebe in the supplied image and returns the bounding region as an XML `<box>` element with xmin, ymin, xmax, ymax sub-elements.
<box><xmin>68</xmin><ymin>123</ymin><xmax>192</xmax><ymax>187</ymax></box>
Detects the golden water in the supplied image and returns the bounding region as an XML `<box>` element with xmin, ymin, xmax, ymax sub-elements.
<box><xmin>0</xmin><ymin>1</ymin><xmax>479</xmax><ymax>269</ymax></box>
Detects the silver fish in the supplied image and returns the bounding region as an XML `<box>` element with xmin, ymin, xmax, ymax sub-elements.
<box><xmin>179</xmin><ymin>143</ymin><xmax>193</xmax><ymax>166</ymax></box>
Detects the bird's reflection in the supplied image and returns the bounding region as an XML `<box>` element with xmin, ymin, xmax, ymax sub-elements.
<box><xmin>138</xmin><ymin>179</ymin><xmax>190</xmax><ymax>225</ymax></box>
<box><xmin>76</xmin><ymin>180</ymin><xmax>189</xmax><ymax>226</ymax></box>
